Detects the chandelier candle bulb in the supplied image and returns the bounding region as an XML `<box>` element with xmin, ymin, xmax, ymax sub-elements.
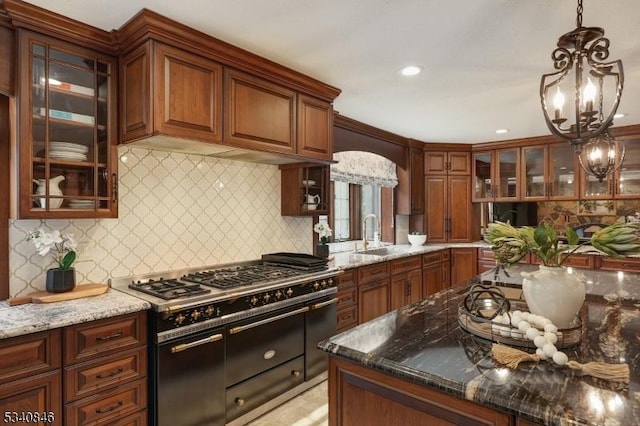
<box><xmin>553</xmin><ymin>87</ymin><xmax>565</xmax><ymax>119</ymax></box>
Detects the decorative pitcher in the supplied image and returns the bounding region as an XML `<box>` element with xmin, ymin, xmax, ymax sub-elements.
<box><xmin>33</xmin><ymin>175</ymin><xmax>65</xmax><ymax>209</ymax></box>
<box><xmin>306</xmin><ymin>194</ymin><xmax>320</xmax><ymax>210</ymax></box>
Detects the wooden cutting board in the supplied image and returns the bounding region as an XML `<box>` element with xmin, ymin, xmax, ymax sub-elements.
<box><xmin>9</xmin><ymin>283</ymin><xmax>109</xmax><ymax>306</ymax></box>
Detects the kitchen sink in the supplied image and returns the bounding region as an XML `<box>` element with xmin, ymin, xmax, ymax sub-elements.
<box><xmin>357</xmin><ymin>246</ymin><xmax>406</xmax><ymax>257</ymax></box>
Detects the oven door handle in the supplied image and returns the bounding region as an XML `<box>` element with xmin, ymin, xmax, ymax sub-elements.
<box><xmin>309</xmin><ymin>297</ymin><xmax>339</xmax><ymax>310</ymax></box>
<box><xmin>170</xmin><ymin>333</ymin><xmax>223</xmax><ymax>353</ymax></box>
<box><xmin>228</xmin><ymin>306</ymin><xmax>310</xmax><ymax>334</ymax></box>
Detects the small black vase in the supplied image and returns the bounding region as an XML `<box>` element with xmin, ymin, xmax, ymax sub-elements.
<box><xmin>316</xmin><ymin>244</ymin><xmax>330</xmax><ymax>259</ymax></box>
<box><xmin>46</xmin><ymin>268</ymin><xmax>76</xmax><ymax>293</ymax></box>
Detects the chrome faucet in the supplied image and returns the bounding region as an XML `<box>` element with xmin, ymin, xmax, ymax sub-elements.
<box><xmin>362</xmin><ymin>213</ymin><xmax>380</xmax><ymax>251</ymax></box>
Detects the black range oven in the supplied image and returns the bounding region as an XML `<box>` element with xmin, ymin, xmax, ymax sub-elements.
<box><xmin>111</xmin><ymin>254</ymin><xmax>339</xmax><ymax>426</ymax></box>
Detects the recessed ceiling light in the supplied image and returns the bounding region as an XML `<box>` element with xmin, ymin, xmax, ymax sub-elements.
<box><xmin>614</xmin><ymin>112</ymin><xmax>627</xmax><ymax>119</ymax></box>
<box><xmin>399</xmin><ymin>65</ymin><xmax>422</xmax><ymax>76</ymax></box>
<box><xmin>495</xmin><ymin>129</ymin><xmax>510</xmax><ymax>134</ymax></box>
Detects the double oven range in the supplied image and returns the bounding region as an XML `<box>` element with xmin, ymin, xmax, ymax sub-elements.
<box><xmin>111</xmin><ymin>253</ymin><xmax>340</xmax><ymax>426</ymax></box>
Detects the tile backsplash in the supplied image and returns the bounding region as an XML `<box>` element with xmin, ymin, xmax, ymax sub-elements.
<box><xmin>9</xmin><ymin>147</ymin><xmax>312</xmax><ymax>297</ymax></box>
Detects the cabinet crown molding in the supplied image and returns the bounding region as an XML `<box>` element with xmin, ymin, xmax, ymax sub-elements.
<box><xmin>2</xmin><ymin>0</ymin><xmax>117</xmax><ymax>54</ymax></box>
<box><xmin>115</xmin><ymin>8</ymin><xmax>341</xmax><ymax>102</ymax></box>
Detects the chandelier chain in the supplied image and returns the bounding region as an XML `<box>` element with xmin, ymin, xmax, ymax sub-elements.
<box><xmin>576</xmin><ymin>0</ymin><xmax>583</xmax><ymax>28</ymax></box>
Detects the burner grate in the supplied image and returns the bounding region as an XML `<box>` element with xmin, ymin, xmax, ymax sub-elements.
<box><xmin>181</xmin><ymin>264</ymin><xmax>304</xmax><ymax>289</ymax></box>
<box><xmin>129</xmin><ymin>279</ymin><xmax>210</xmax><ymax>300</ymax></box>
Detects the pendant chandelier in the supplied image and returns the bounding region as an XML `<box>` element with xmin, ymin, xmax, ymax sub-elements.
<box><xmin>540</xmin><ymin>0</ymin><xmax>624</xmax><ymax>182</ymax></box>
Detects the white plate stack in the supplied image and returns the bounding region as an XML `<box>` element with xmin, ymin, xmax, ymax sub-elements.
<box><xmin>68</xmin><ymin>200</ymin><xmax>95</xmax><ymax>209</ymax></box>
<box><xmin>49</xmin><ymin>142</ymin><xmax>89</xmax><ymax>161</ymax></box>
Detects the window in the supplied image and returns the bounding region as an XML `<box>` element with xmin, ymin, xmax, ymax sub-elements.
<box><xmin>330</xmin><ymin>182</ymin><xmax>382</xmax><ymax>242</ymax></box>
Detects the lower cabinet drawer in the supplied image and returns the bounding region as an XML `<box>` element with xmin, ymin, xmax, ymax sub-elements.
<box><xmin>599</xmin><ymin>257</ymin><xmax>640</xmax><ymax>272</ymax></box>
<box><xmin>337</xmin><ymin>287</ymin><xmax>357</xmax><ymax>309</ymax></box>
<box><xmin>64</xmin><ymin>346</ymin><xmax>147</xmax><ymax>402</ymax></box>
<box><xmin>64</xmin><ymin>378</ymin><xmax>146</xmax><ymax>425</ymax></box>
<box><xmin>226</xmin><ymin>356</ymin><xmax>304</xmax><ymax>422</ymax></box>
<box><xmin>103</xmin><ymin>409</ymin><xmax>147</xmax><ymax>426</ymax></box>
<box><xmin>337</xmin><ymin>306</ymin><xmax>357</xmax><ymax>332</ymax></box>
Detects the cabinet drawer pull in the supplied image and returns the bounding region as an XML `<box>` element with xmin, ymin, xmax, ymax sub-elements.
<box><xmin>96</xmin><ymin>331</ymin><xmax>123</xmax><ymax>342</ymax></box>
<box><xmin>95</xmin><ymin>400</ymin><xmax>123</xmax><ymax>414</ymax></box>
<box><xmin>96</xmin><ymin>367</ymin><xmax>124</xmax><ymax>379</ymax></box>
<box><xmin>291</xmin><ymin>369</ymin><xmax>301</xmax><ymax>377</ymax></box>
<box><xmin>235</xmin><ymin>397</ymin><xmax>245</xmax><ymax>407</ymax></box>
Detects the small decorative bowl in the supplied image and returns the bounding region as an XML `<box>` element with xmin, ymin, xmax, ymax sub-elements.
<box><xmin>408</xmin><ymin>234</ymin><xmax>427</xmax><ymax>246</ymax></box>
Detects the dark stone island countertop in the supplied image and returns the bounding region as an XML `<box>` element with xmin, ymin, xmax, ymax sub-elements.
<box><xmin>318</xmin><ymin>265</ymin><xmax>640</xmax><ymax>426</ymax></box>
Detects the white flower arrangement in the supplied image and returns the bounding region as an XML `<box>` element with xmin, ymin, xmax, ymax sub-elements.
<box><xmin>27</xmin><ymin>228</ymin><xmax>78</xmax><ymax>270</ymax></box>
<box><xmin>314</xmin><ymin>223</ymin><xmax>332</xmax><ymax>245</ymax></box>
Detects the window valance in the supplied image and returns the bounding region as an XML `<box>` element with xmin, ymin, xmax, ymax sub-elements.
<box><xmin>330</xmin><ymin>151</ymin><xmax>398</xmax><ymax>188</ymax></box>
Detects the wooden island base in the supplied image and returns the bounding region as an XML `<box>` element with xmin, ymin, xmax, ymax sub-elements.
<box><xmin>328</xmin><ymin>357</ymin><xmax>539</xmax><ymax>426</ymax></box>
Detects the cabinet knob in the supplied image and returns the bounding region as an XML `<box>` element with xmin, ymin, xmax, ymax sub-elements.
<box><xmin>291</xmin><ymin>370</ymin><xmax>301</xmax><ymax>377</ymax></box>
<box><xmin>235</xmin><ymin>397</ymin><xmax>245</xmax><ymax>406</ymax></box>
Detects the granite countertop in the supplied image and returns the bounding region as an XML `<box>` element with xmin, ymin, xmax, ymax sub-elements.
<box><xmin>0</xmin><ymin>289</ymin><xmax>150</xmax><ymax>339</ymax></box>
<box><xmin>329</xmin><ymin>241</ymin><xmax>490</xmax><ymax>269</ymax></box>
<box><xmin>319</xmin><ymin>265</ymin><xmax>640</xmax><ymax>425</ymax></box>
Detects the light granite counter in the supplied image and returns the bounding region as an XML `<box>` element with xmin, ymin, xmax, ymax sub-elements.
<box><xmin>330</xmin><ymin>241</ymin><xmax>490</xmax><ymax>269</ymax></box>
<box><xmin>319</xmin><ymin>265</ymin><xmax>640</xmax><ymax>425</ymax></box>
<box><xmin>0</xmin><ymin>289</ymin><xmax>150</xmax><ymax>339</ymax></box>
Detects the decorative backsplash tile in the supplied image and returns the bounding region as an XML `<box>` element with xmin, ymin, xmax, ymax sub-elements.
<box><xmin>9</xmin><ymin>147</ymin><xmax>312</xmax><ymax>297</ymax></box>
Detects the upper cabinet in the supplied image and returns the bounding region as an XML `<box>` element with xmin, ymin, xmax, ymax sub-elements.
<box><xmin>280</xmin><ymin>163</ymin><xmax>329</xmax><ymax>216</ymax></box>
<box><xmin>521</xmin><ymin>143</ymin><xmax>578</xmax><ymax>201</ymax></box>
<box><xmin>297</xmin><ymin>94</ymin><xmax>333</xmax><ymax>161</ymax></box>
<box><xmin>224</xmin><ymin>68</ymin><xmax>296</xmax><ymax>155</ymax></box>
<box><xmin>472</xmin><ymin>148</ymin><xmax>519</xmax><ymax>202</ymax></box>
<box><xmin>121</xmin><ymin>41</ymin><xmax>223</xmax><ymax>145</ymax></box>
<box><xmin>15</xmin><ymin>30</ymin><xmax>118</xmax><ymax>219</ymax></box>
<box><xmin>116</xmin><ymin>9</ymin><xmax>340</xmax><ymax>163</ymax></box>
<box><xmin>580</xmin><ymin>138</ymin><xmax>640</xmax><ymax>200</ymax></box>
<box><xmin>424</xmin><ymin>151</ymin><xmax>470</xmax><ymax>175</ymax></box>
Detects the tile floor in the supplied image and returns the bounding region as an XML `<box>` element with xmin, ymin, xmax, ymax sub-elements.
<box><xmin>246</xmin><ymin>380</ymin><xmax>328</xmax><ymax>426</ymax></box>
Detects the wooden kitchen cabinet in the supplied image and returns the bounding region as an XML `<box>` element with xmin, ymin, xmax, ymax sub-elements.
<box><xmin>450</xmin><ymin>247</ymin><xmax>478</xmax><ymax>286</ymax></box>
<box><xmin>297</xmin><ymin>94</ymin><xmax>333</xmax><ymax>160</ymax></box>
<box><xmin>63</xmin><ymin>311</ymin><xmax>147</xmax><ymax>425</ymax></box>
<box><xmin>224</xmin><ymin>68</ymin><xmax>296</xmax><ymax>155</ymax></box>
<box><xmin>424</xmin><ymin>151</ymin><xmax>471</xmax><ymax>175</ymax></box>
<box><xmin>472</xmin><ymin>148</ymin><xmax>520</xmax><ymax>202</ymax></box>
<box><xmin>579</xmin><ymin>137</ymin><xmax>640</xmax><ymax>200</ymax></box>
<box><xmin>280</xmin><ymin>163</ymin><xmax>329</xmax><ymax>215</ymax></box>
<box><xmin>357</xmin><ymin>262</ymin><xmax>390</xmax><ymax>324</ymax></box>
<box><xmin>0</xmin><ymin>329</ymin><xmax>62</xmax><ymax>426</ymax></box>
<box><xmin>15</xmin><ymin>30</ymin><xmax>118</xmax><ymax>219</ymax></box>
<box><xmin>0</xmin><ymin>25</ymin><xmax>15</xmax><ymax>96</ymax></box>
<box><xmin>396</xmin><ymin>146</ymin><xmax>425</xmax><ymax>215</ymax></box>
<box><xmin>329</xmin><ymin>357</ymin><xmax>511</xmax><ymax>426</ymax></box>
<box><xmin>337</xmin><ymin>269</ymin><xmax>358</xmax><ymax>332</ymax></box>
<box><xmin>422</xmin><ymin>250</ymin><xmax>450</xmax><ymax>297</ymax></box>
<box><xmin>521</xmin><ymin>143</ymin><xmax>578</xmax><ymax>200</ymax></box>
<box><xmin>121</xmin><ymin>41</ymin><xmax>223</xmax><ymax>145</ymax></box>
<box><xmin>425</xmin><ymin>175</ymin><xmax>478</xmax><ymax>243</ymax></box>
<box><xmin>390</xmin><ymin>255</ymin><xmax>422</xmax><ymax>310</ymax></box>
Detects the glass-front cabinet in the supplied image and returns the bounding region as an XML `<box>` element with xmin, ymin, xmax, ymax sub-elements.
<box><xmin>280</xmin><ymin>163</ymin><xmax>329</xmax><ymax>216</ymax></box>
<box><xmin>580</xmin><ymin>138</ymin><xmax>640</xmax><ymax>200</ymax></box>
<box><xmin>17</xmin><ymin>31</ymin><xmax>117</xmax><ymax>218</ymax></box>
<box><xmin>472</xmin><ymin>149</ymin><xmax>519</xmax><ymax>202</ymax></box>
<box><xmin>522</xmin><ymin>143</ymin><xmax>577</xmax><ymax>200</ymax></box>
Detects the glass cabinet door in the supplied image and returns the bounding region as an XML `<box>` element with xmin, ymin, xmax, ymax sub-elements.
<box><xmin>522</xmin><ymin>146</ymin><xmax>546</xmax><ymax>200</ymax></box>
<box><xmin>472</xmin><ymin>152</ymin><xmax>493</xmax><ymax>201</ymax></box>
<box><xmin>549</xmin><ymin>143</ymin><xmax>578</xmax><ymax>199</ymax></box>
<box><xmin>615</xmin><ymin>139</ymin><xmax>640</xmax><ymax>198</ymax></box>
<box><xmin>22</xmin><ymin>33</ymin><xmax>116</xmax><ymax>218</ymax></box>
<box><xmin>495</xmin><ymin>148</ymin><xmax>519</xmax><ymax>200</ymax></box>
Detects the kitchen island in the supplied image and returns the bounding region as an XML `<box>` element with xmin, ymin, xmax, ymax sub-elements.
<box><xmin>318</xmin><ymin>265</ymin><xmax>640</xmax><ymax>425</ymax></box>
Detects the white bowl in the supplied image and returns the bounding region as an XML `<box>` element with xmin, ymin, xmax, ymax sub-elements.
<box><xmin>407</xmin><ymin>234</ymin><xmax>427</xmax><ymax>246</ymax></box>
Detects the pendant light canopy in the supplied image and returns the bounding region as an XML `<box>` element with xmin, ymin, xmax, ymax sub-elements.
<box><xmin>540</xmin><ymin>0</ymin><xmax>625</xmax><ymax>181</ymax></box>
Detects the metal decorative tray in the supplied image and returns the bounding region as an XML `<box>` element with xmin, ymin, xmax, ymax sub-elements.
<box><xmin>457</xmin><ymin>284</ymin><xmax>582</xmax><ymax>349</ymax></box>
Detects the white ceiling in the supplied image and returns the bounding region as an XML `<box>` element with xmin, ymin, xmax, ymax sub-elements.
<box><xmin>24</xmin><ymin>0</ymin><xmax>640</xmax><ymax>144</ymax></box>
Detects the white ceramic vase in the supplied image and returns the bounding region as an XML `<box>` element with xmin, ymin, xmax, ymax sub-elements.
<box><xmin>521</xmin><ymin>265</ymin><xmax>586</xmax><ymax>329</ymax></box>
